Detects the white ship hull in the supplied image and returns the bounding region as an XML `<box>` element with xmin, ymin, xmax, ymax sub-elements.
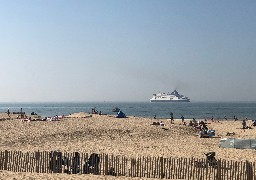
<box><xmin>150</xmin><ymin>99</ymin><xmax>190</xmax><ymax>102</ymax></box>
<box><xmin>150</xmin><ymin>90</ymin><xmax>190</xmax><ymax>102</ymax></box>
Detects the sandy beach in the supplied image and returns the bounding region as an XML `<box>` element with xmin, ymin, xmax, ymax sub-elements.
<box><xmin>1</xmin><ymin>112</ymin><xmax>256</xmax><ymax>179</ymax></box>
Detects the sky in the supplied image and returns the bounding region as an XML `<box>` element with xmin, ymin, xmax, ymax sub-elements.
<box><xmin>0</xmin><ymin>0</ymin><xmax>256</xmax><ymax>102</ymax></box>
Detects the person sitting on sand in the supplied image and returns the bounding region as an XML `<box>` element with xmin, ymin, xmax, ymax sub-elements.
<box><xmin>188</xmin><ymin>120</ymin><xmax>193</xmax><ymax>126</ymax></box>
<box><xmin>160</xmin><ymin>121</ymin><xmax>164</xmax><ymax>126</ymax></box>
<box><xmin>199</xmin><ymin>121</ymin><xmax>208</xmax><ymax>131</ymax></box>
<box><xmin>252</xmin><ymin>120</ymin><xmax>256</xmax><ymax>127</ymax></box>
<box><xmin>199</xmin><ymin>129</ymin><xmax>207</xmax><ymax>138</ymax></box>
<box><xmin>92</xmin><ymin>107</ymin><xmax>98</xmax><ymax>114</ymax></box>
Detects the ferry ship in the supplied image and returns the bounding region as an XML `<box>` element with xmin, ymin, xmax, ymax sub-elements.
<box><xmin>150</xmin><ymin>90</ymin><xmax>190</xmax><ymax>102</ymax></box>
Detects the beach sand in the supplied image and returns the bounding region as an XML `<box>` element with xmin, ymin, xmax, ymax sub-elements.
<box><xmin>0</xmin><ymin>112</ymin><xmax>256</xmax><ymax>179</ymax></box>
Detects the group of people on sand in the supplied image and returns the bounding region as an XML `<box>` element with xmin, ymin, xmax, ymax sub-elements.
<box><xmin>188</xmin><ymin>119</ymin><xmax>215</xmax><ymax>138</ymax></box>
<box><xmin>20</xmin><ymin>115</ymin><xmax>65</xmax><ymax>122</ymax></box>
<box><xmin>241</xmin><ymin>119</ymin><xmax>256</xmax><ymax>129</ymax></box>
<box><xmin>91</xmin><ymin>107</ymin><xmax>104</xmax><ymax>115</ymax></box>
<box><xmin>6</xmin><ymin>108</ymin><xmax>66</xmax><ymax>122</ymax></box>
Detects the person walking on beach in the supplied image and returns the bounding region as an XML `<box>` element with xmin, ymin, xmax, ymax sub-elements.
<box><xmin>7</xmin><ymin>108</ymin><xmax>10</xmax><ymax>117</ymax></box>
<box><xmin>170</xmin><ymin>112</ymin><xmax>174</xmax><ymax>124</ymax></box>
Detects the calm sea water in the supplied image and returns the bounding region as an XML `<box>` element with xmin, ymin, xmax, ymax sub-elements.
<box><xmin>1</xmin><ymin>102</ymin><xmax>256</xmax><ymax>120</ymax></box>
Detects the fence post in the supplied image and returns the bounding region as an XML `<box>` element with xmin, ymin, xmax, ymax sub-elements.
<box><xmin>105</xmin><ymin>154</ymin><xmax>108</xmax><ymax>175</ymax></box>
<box><xmin>160</xmin><ymin>157</ymin><xmax>164</xmax><ymax>179</ymax></box>
<box><xmin>4</xmin><ymin>150</ymin><xmax>8</xmax><ymax>170</ymax></box>
<box><xmin>0</xmin><ymin>151</ymin><xmax>3</xmax><ymax>170</ymax></box>
<box><xmin>35</xmin><ymin>151</ymin><xmax>40</xmax><ymax>173</ymax></box>
<box><xmin>216</xmin><ymin>159</ymin><xmax>221</xmax><ymax>180</ymax></box>
<box><xmin>246</xmin><ymin>160</ymin><xmax>253</xmax><ymax>180</ymax></box>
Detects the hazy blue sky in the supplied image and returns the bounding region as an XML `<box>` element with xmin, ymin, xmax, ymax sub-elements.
<box><xmin>0</xmin><ymin>0</ymin><xmax>256</xmax><ymax>102</ymax></box>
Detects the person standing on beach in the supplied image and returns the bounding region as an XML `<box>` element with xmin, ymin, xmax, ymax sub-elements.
<box><xmin>170</xmin><ymin>112</ymin><xmax>174</xmax><ymax>124</ymax></box>
<box><xmin>242</xmin><ymin>119</ymin><xmax>247</xmax><ymax>129</ymax></box>
<box><xmin>7</xmin><ymin>108</ymin><xmax>10</xmax><ymax>117</ymax></box>
<box><xmin>181</xmin><ymin>115</ymin><xmax>185</xmax><ymax>123</ymax></box>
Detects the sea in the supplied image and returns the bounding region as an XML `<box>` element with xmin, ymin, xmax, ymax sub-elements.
<box><xmin>1</xmin><ymin>102</ymin><xmax>256</xmax><ymax>120</ymax></box>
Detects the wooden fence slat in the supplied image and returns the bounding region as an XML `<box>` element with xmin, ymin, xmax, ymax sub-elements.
<box><xmin>22</xmin><ymin>152</ymin><xmax>25</xmax><ymax>172</ymax></box>
<box><xmin>17</xmin><ymin>151</ymin><xmax>20</xmax><ymax>172</ymax></box>
<box><xmin>246</xmin><ymin>160</ymin><xmax>253</xmax><ymax>180</ymax></box>
<box><xmin>35</xmin><ymin>151</ymin><xmax>40</xmax><ymax>173</ymax></box>
<box><xmin>117</xmin><ymin>156</ymin><xmax>120</xmax><ymax>176</ymax></box>
<box><xmin>230</xmin><ymin>160</ymin><xmax>234</xmax><ymax>179</ymax></box>
<box><xmin>4</xmin><ymin>150</ymin><xmax>8</xmax><ymax>170</ymax></box>
<box><xmin>187</xmin><ymin>158</ymin><xmax>190</xmax><ymax>180</ymax></box>
<box><xmin>151</xmin><ymin>157</ymin><xmax>154</xmax><ymax>178</ymax></box>
<box><xmin>184</xmin><ymin>158</ymin><xmax>187</xmax><ymax>180</ymax></box>
<box><xmin>200</xmin><ymin>158</ymin><xmax>204</xmax><ymax>179</ymax></box>
<box><xmin>136</xmin><ymin>157</ymin><xmax>139</xmax><ymax>177</ymax></box>
<box><xmin>105</xmin><ymin>154</ymin><xmax>108</xmax><ymax>175</ymax></box>
<box><xmin>180</xmin><ymin>157</ymin><xmax>183</xmax><ymax>179</ymax></box>
<box><xmin>145</xmin><ymin>156</ymin><xmax>148</xmax><ymax>178</ymax></box>
<box><xmin>242</xmin><ymin>161</ymin><xmax>245</xmax><ymax>180</ymax></box>
<box><xmin>139</xmin><ymin>157</ymin><xmax>142</xmax><ymax>178</ymax></box>
<box><xmin>124</xmin><ymin>156</ymin><xmax>126</xmax><ymax>176</ymax></box>
<box><xmin>43</xmin><ymin>151</ymin><xmax>45</xmax><ymax>173</ymax></box>
<box><xmin>156</xmin><ymin>157</ymin><xmax>159</xmax><ymax>178</ymax></box>
<box><xmin>15</xmin><ymin>151</ymin><xmax>19</xmax><ymax>172</ymax></box>
<box><xmin>244</xmin><ymin>161</ymin><xmax>247</xmax><ymax>180</ymax></box>
<box><xmin>192</xmin><ymin>158</ymin><xmax>196</xmax><ymax>179</ymax></box>
<box><xmin>159</xmin><ymin>157</ymin><xmax>163</xmax><ymax>179</ymax></box>
<box><xmin>253</xmin><ymin>162</ymin><xmax>256</xmax><ymax>180</ymax></box>
<box><xmin>8</xmin><ymin>151</ymin><xmax>11</xmax><ymax>171</ymax></box>
<box><xmin>147</xmin><ymin>157</ymin><xmax>150</xmax><ymax>178</ymax></box>
<box><xmin>99</xmin><ymin>153</ymin><xmax>102</xmax><ymax>175</ymax></box>
<box><xmin>174</xmin><ymin>157</ymin><xmax>177</xmax><ymax>179</ymax></box>
<box><xmin>10</xmin><ymin>151</ymin><xmax>13</xmax><ymax>171</ymax></box>
<box><xmin>28</xmin><ymin>152</ymin><xmax>31</xmax><ymax>172</ymax></box>
<box><xmin>169</xmin><ymin>157</ymin><xmax>172</xmax><ymax>179</ymax></box>
<box><xmin>140</xmin><ymin>156</ymin><xmax>143</xmax><ymax>178</ymax></box>
<box><xmin>42</xmin><ymin>151</ymin><xmax>46</xmax><ymax>173</ymax></box>
<box><xmin>39</xmin><ymin>151</ymin><xmax>41</xmax><ymax>173</ymax></box>
<box><xmin>0</xmin><ymin>151</ymin><xmax>2</xmax><ymax>170</ymax></box>
<box><xmin>13</xmin><ymin>151</ymin><xmax>16</xmax><ymax>172</ymax></box>
<box><xmin>236</xmin><ymin>161</ymin><xmax>240</xmax><ymax>179</ymax></box>
<box><xmin>223</xmin><ymin>159</ymin><xmax>226</xmax><ymax>180</ymax></box>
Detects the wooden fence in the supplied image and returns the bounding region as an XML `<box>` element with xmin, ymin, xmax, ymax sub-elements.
<box><xmin>0</xmin><ymin>150</ymin><xmax>255</xmax><ymax>179</ymax></box>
